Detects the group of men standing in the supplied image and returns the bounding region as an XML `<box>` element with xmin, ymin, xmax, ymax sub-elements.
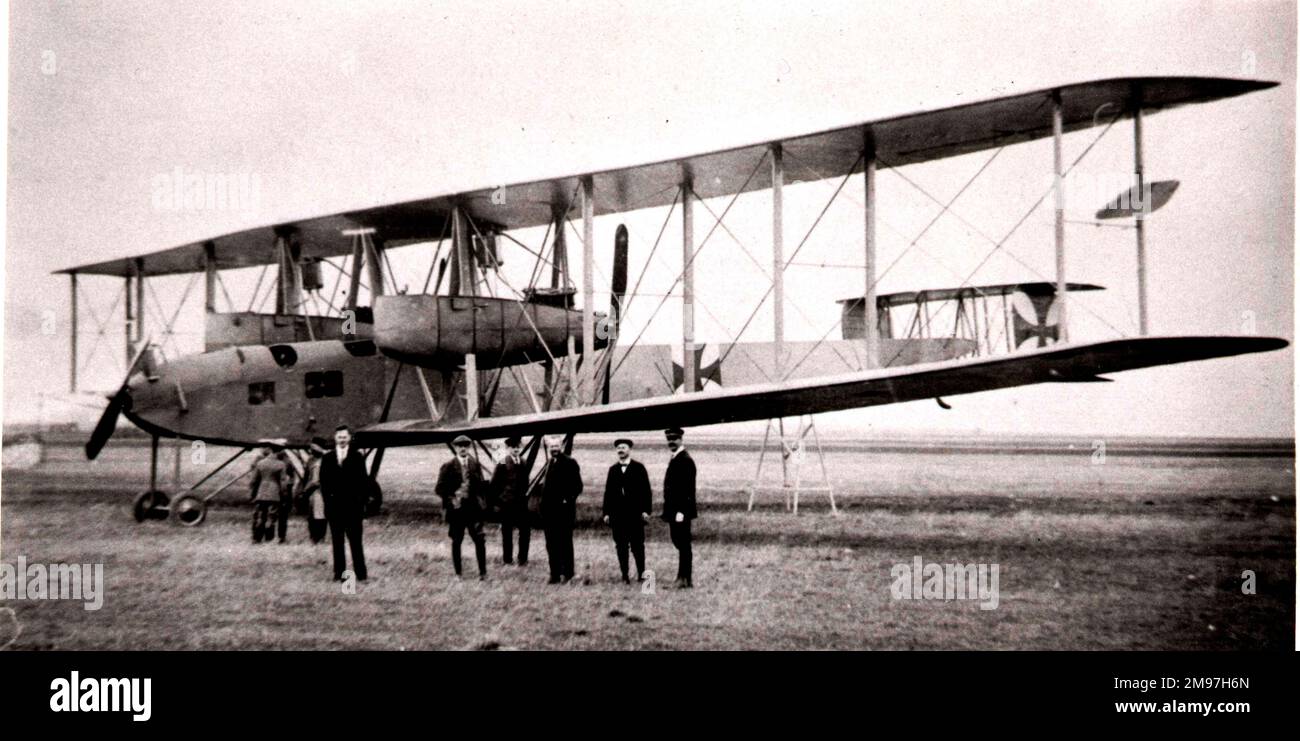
<box><xmin>431</xmin><ymin>428</ymin><xmax>697</xmax><ymax>588</ymax></box>
<box><xmin>253</xmin><ymin>424</ymin><xmax>697</xmax><ymax>590</ymax></box>
<box><xmin>596</xmin><ymin>432</ymin><xmax>695</xmax><ymax>587</ymax></box>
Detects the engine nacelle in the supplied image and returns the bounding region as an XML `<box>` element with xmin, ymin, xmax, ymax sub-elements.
<box><xmin>372</xmin><ymin>294</ymin><xmax>607</xmax><ymax>370</ymax></box>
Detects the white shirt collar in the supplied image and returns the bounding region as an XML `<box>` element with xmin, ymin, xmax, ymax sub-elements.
<box><xmin>672</xmin><ymin>446</ymin><xmax>686</xmax><ymax>458</ymax></box>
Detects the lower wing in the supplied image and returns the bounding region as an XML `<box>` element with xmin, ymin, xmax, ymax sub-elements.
<box><xmin>355</xmin><ymin>335</ymin><xmax>1287</xmax><ymax>447</ymax></box>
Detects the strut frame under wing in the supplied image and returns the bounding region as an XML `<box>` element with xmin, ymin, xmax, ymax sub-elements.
<box><xmin>58</xmin><ymin>76</ymin><xmax>1276</xmax><ymax>278</ymax></box>
<box><xmin>354</xmin><ymin>335</ymin><xmax>1287</xmax><ymax>446</ymax></box>
<box><xmin>843</xmin><ymin>281</ymin><xmax>1105</xmax><ymax>310</ymax></box>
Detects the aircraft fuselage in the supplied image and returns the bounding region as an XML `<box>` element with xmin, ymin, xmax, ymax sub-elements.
<box><xmin>126</xmin><ymin>340</ymin><xmax>428</xmax><ymax>447</ymax></box>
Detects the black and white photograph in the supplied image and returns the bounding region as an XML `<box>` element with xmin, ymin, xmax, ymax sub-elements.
<box><xmin>0</xmin><ymin>0</ymin><xmax>1295</xmax><ymax>713</ymax></box>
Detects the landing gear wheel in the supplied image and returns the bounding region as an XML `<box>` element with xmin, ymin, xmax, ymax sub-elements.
<box><xmin>171</xmin><ymin>494</ymin><xmax>207</xmax><ymax>527</ymax></box>
<box><xmin>132</xmin><ymin>490</ymin><xmax>172</xmax><ymax>522</ymax></box>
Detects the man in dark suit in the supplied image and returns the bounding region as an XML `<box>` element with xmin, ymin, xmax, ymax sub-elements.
<box><xmin>489</xmin><ymin>436</ymin><xmax>530</xmax><ymax>566</ymax></box>
<box><xmin>540</xmin><ymin>436</ymin><xmax>582</xmax><ymax>584</ymax></box>
<box><xmin>661</xmin><ymin>427</ymin><xmax>697</xmax><ymax>588</ymax></box>
<box><xmin>319</xmin><ymin>425</ymin><xmax>369</xmax><ymax>582</ymax></box>
<box><xmin>434</xmin><ymin>435</ymin><xmax>489</xmax><ymax>580</ymax></box>
<box><xmin>602</xmin><ymin>438</ymin><xmax>652</xmax><ymax>584</ymax></box>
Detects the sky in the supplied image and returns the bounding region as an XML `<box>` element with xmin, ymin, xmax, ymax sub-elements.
<box><xmin>3</xmin><ymin>0</ymin><xmax>1296</xmax><ymax>437</ymax></box>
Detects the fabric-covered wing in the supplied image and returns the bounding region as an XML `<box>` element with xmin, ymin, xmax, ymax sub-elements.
<box><xmin>354</xmin><ymin>335</ymin><xmax>1287</xmax><ymax>447</ymax></box>
<box><xmin>859</xmin><ymin>281</ymin><xmax>1104</xmax><ymax>308</ymax></box>
<box><xmin>59</xmin><ymin>77</ymin><xmax>1276</xmax><ymax>278</ymax></box>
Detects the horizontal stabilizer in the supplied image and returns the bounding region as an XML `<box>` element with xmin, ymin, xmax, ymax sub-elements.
<box><xmin>1096</xmin><ymin>180</ymin><xmax>1180</xmax><ymax>219</ymax></box>
<box><xmin>842</xmin><ymin>281</ymin><xmax>1104</xmax><ymax>311</ymax></box>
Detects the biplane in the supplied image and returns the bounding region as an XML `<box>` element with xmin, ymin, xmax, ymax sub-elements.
<box><xmin>55</xmin><ymin>76</ymin><xmax>1287</xmax><ymax>525</ymax></box>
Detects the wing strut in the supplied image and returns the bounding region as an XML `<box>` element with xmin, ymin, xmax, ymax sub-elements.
<box><xmin>1052</xmin><ymin>90</ymin><xmax>1069</xmax><ymax>343</ymax></box>
<box><xmin>1133</xmin><ymin>83</ymin><xmax>1150</xmax><ymax>334</ymax></box>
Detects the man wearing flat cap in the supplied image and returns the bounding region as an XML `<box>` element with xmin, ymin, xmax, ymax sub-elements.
<box><xmin>435</xmin><ymin>435</ymin><xmax>489</xmax><ymax>580</ymax></box>
<box><xmin>602</xmin><ymin>438</ymin><xmax>652</xmax><ymax>583</ymax></box>
<box><xmin>489</xmin><ymin>436</ymin><xmax>530</xmax><ymax>566</ymax></box>
<box><xmin>661</xmin><ymin>427</ymin><xmax>697</xmax><ymax>588</ymax></box>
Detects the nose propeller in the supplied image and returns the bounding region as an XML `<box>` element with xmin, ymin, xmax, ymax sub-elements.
<box><xmin>84</xmin><ymin>338</ymin><xmax>152</xmax><ymax>460</ymax></box>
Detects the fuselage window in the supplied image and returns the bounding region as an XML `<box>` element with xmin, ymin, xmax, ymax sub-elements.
<box><xmin>305</xmin><ymin>370</ymin><xmax>344</xmax><ymax>398</ymax></box>
<box><xmin>248</xmin><ymin>381</ymin><xmax>275</xmax><ymax>405</ymax></box>
<box><xmin>269</xmin><ymin>344</ymin><xmax>298</xmax><ymax>368</ymax></box>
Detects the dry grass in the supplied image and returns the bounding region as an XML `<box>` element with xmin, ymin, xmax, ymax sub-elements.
<box><xmin>1</xmin><ymin>440</ymin><xmax>1293</xmax><ymax>649</ymax></box>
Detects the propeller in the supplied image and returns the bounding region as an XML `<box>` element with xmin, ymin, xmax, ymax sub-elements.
<box><xmin>85</xmin><ymin>338</ymin><xmax>152</xmax><ymax>460</ymax></box>
<box><xmin>434</xmin><ymin>257</ymin><xmax>449</xmax><ymax>295</ymax></box>
<box><xmin>601</xmin><ymin>224</ymin><xmax>630</xmax><ymax>404</ymax></box>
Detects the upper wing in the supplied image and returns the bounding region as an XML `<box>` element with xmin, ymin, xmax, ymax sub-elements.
<box><xmin>354</xmin><ymin>335</ymin><xmax>1287</xmax><ymax>447</ymax></box>
<box><xmin>58</xmin><ymin>77</ymin><xmax>1275</xmax><ymax>278</ymax></box>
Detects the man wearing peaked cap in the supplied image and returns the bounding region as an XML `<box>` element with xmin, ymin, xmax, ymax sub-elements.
<box><xmin>662</xmin><ymin>428</ymin><xmax>697</xmax><ymax>588</ymax></box>
<box><xmin>489</xmin><ymin>436</ymin><xmax>531</xmax><ymax>566</ymax></box>
<box><xmin>249</xmin><ymin>441</ymin><xmax>294</xmax><ymax>545</ymax></box>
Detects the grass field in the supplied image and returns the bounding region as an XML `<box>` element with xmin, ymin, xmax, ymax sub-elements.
<box><xmin>1</xmin><ymin>437</ymin><xmax>1294</xmax><ymax>650</ymax></box>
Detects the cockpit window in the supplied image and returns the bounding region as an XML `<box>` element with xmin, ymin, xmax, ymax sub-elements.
<box><xmin>269</xmin><ymin>344</ymin><xmax>298</xmax><ymax>368</ymax></box>
<box><xmin>343</xmin><ymin>340</ymin><xmax>377</xmax><ymax>357</ymax></box>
